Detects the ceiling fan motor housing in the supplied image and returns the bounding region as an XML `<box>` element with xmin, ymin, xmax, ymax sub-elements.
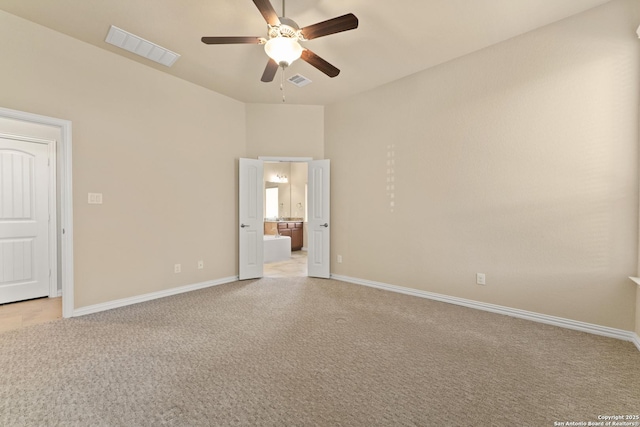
<box><xmin>268</xmin><ymin>17</ymin><xmax>303</xmax><ymax>40</ymax></box>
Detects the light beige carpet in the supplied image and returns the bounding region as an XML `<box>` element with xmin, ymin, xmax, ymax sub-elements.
<box><xmin>1</xmin><ymin>277</ymin><xmax>639</xmax><ymax>426</ymax></box>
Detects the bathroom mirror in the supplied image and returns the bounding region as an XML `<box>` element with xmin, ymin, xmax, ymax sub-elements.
<box><xmin>264</xmin><ymin>162</ymin><xmax>307</xmax><ymax>221</ymax></box>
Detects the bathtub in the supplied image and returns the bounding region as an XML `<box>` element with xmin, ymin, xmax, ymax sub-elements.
<box><xmin>263</xmin><ymin>235</ymin><xmax>291</xmax><ymax>263</ymax></box>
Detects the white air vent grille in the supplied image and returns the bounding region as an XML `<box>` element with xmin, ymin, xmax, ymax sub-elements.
<box><xmin>105</xmin><ymin>25</ymin><xmax>180</xmax><ymax>67</ymax></box>
<box><xmin>288</xmin><ymin>74</ymin><xmax>312</xmax><ymax>87</ymax></box>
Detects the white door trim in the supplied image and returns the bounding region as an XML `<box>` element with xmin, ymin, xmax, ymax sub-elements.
<box><xmin>258</xmin><ymin>156</ymin><xmax>313</xmax><ymax>162</ymax></box>
<box><xmin>0</xmin><ymin>132</ymin><xmax>57</xmax><ymax>299</ymax></box>
<box><xmin>0</xmin><ymin>107</ymin><xmax>74</xmax><ymax>318</ymax></box>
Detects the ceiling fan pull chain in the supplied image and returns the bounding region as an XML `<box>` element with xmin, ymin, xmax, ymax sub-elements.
<box><xmin>280</xmin><ymin>66</ymin><xmax>286</xmax><ymax>103</ymax></box>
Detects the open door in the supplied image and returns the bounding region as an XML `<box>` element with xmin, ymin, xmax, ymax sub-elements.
<box><xmin>307</xmin><ymin>159</ymin><xmax>330</xmax><ymax>278</ymax></box>
<box><xmin>239</xmin><ymin>158</ymin><xmax>263</xmax><ymax>280</ymax></box>
<box><xmin>0</xmin><ymin>137</ymin><xmax>51</xmax><ymax>303</ymax></box>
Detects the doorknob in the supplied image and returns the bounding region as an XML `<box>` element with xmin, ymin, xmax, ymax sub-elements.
<box><xmin>321</xmin><ymin>223</ymin><xmax>329</xmax><ymax>228</ymax></box>
<box><xmin>241</xmin><ymin>224</ymin><xmax>250</xmax><ymax>228</ymax></box>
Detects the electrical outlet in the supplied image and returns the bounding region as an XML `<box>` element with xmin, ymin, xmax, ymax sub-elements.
<box><xmin>476</xmin><ymin>273</ymin><xmax>486</xmax><ymax>285</ymax></box>
<box><xmin>174</xmin><ymin>264</ymin><xmax>181</xmax><ymax>273</ymax></box>
<box><xmin>337</xmin><ymin>255</ymin><xmax>343</xmax><ymax>263</ymax></box>
<box><xmin>198</xmin><ymin>260</ymin><xmax>204</xmax><ymax>269</ymax></box>
<box><xmin>88</xmin><ymin>193</ymin><xmax>103</xmax><ymax>204</ymax></box>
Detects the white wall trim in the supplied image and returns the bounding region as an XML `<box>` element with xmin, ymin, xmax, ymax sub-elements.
<box><xmin>332</xmin><ymin>274</ymin><xmax>640</xmax><ymax>351</ymax></box>
<box><xmin>0</xmin><ymin>132</ymin><xmax>52</xmax><ymax>145</ymax></box>
<box><xmin>72</xmin><ymin>276</ymin><xmax>239</xmax><ymax>317</ymax></box>
<box><xmin>628</xmin><ymin>276</ymin><xmax>640</xmax><ymax>287</ymax></box>
<box><xmin>632</xmin><ymin>333</ymin><xmax>640</xmax><ymax>352</ymax></box>
<box><xmin>0</xmin><ymin>107</ymin><xmax>73</xmax><ymax>318</ymax></box>
<box><xmin>258</xmin><ymin>156</ymin><xmax>314</xmax><ymax>162</ymax></box>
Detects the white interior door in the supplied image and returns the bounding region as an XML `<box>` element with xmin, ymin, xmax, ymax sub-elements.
<box><xmin>307</xmin><ymin>159</ymin><xmax>330</xmax><ymax>278</ymax></box>
<box><xmin>239</xmin><ymin>158</ymin><xmax>264</xmax><ymax>280</ymax></box>
<box><xmin>0</xmin><ymin>137</ymin><xmax>50</xmax><ymax>303</ymax></box>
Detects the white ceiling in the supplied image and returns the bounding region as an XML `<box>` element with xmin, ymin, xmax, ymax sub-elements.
<box><xmin>0</xmin><ymin>0</ymin><xmax>613</xmax><ymax>105</ymax></box>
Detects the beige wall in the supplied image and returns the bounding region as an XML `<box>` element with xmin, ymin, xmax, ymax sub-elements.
<box><xmin>0</xmin><ymin>11</ymin><xmax>246</xmax><ymax>308</ymax></box>
<box><xmin>326</xmin><ymin>0</ymin><xmax>639</xmax><ymax>330</ymax></box>
<box><xmin>290</xmin><ymin>162</ymin><xmax>307</xmax><ymax>220</ymax></box>
<box><xmin>1</xmin><ymin>2</ymin><xmax>639</xmax><ymax>335</ymax></box>
<box><xmin>245</xmin><ymin>104</ymin><xmax>324</xmax><ymax>159</ymax></box>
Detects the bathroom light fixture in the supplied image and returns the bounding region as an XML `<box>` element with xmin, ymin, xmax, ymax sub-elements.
<box><xmin>270</xmin><ymin>174</ymin><xmax>288</xmax><ymax>183</ymax></box>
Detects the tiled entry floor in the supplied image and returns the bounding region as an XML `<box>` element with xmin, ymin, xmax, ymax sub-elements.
<box><xmin>264</xmin><ymin>250</ymin><xmax>307</xmax><ymax>277</ymax></box>
<box><xmin>0</xmin><ymin>297</ymin><xmax>62</xmax><ymax>334</ymax></box>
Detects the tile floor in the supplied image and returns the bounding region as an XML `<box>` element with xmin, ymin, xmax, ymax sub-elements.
<box><xmin>264</xmin><ymin>250</ymin><xmax>308</xmax><ymax>278</ymax></box>
<box><xmin>0</xmin><ymin>296</ymin><xmax>62</xmax><ymax>334</ymax></box>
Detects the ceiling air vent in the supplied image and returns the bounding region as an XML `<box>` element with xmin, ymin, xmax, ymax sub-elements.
<box><xmin>288</xmin><ymin>74</ymin><xmax>312</xmax><ymax>87</ymax></box>
<box><xmin>105</xmin><ymin>25</ymin><xmax>180</xmax><ymax>67</ymax></box>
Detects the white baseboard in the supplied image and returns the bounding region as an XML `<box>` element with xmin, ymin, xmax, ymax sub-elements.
<box><xmin>72</xmin><ymin>276</ymin><xmax>239</xmax><ymax>317</ymax></box>
<box><xmin>331</xmin><ymin>274</ymin><xmax>640</xmax><ymax>350</ymax></box>
<box><xmin>632</xmin><ymin>333</ymin><xmax>640</xmax><ymax>352</ymax></box>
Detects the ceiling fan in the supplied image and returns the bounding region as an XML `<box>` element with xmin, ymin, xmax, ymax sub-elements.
<box><xmin>201</xmin><ymin>0</ymin><xmax>359</xmax><ymax>83</ymax></box>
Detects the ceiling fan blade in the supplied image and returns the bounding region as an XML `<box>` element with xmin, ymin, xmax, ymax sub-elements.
<box><xmin>301</xmin><ymin>49</ymin><xmax>340</xmax><ymax>78</ymax></box>
<box><xmin>201</xmin><ymin>36</ymin><xmax>263</xmax><ymax>44</ymax></box>
<box><xmin>252</xmin><ymin>0</ymin><xmax>280</xmax><ymax>26</ymax></box>
<box><xmin>261</xmin><ymin>59</ymin><xmax>279</xmax><ymax>82</ymax></box>
<box><xmin>300</xmin><ymin>13</ymin><xmax>359</xmax><ymax>40</ymax></box>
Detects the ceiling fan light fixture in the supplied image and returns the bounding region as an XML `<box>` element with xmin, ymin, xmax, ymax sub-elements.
<box><xmin>264</xmin><ymin>37</ymin><xmax>303</xmax><ymax>67</ymax></box>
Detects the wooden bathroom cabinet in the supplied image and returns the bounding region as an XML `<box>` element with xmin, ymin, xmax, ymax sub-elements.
<box><xmin>277</xmin><ymin>222</ymin><xmax>303</xmax><ymax>251</ymax></box>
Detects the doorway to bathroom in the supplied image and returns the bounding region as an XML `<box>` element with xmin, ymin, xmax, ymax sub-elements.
<box><xmin>238</xmin><ymin>157</ymin><xmax>330</xmax><ymax>280</ymax></box>
<box><xmin>263</xmin><ymin>161</ymin><xmax>308</xmax><ymax>278</ymax></box>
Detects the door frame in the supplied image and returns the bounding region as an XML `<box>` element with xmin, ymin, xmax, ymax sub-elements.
<box><xmin>0</xmin><ymin>107</ymin><xmax>74</xmax><ymax>318</ymax></box>
<box><xmin>257</xmin><ymin>156</ymin><xmax>326</xmax><ymax>278</ymax></box>
<box><xmin>0</xmin><ymin>132</ymin><xmax>57</xmax><ymax>299</ymax></box>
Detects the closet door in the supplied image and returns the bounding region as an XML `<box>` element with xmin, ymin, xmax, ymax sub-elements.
<box><xmin>0</xmin><ymin>137</ymin><xmax>50</xmax><ymax>303</ymax></box>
